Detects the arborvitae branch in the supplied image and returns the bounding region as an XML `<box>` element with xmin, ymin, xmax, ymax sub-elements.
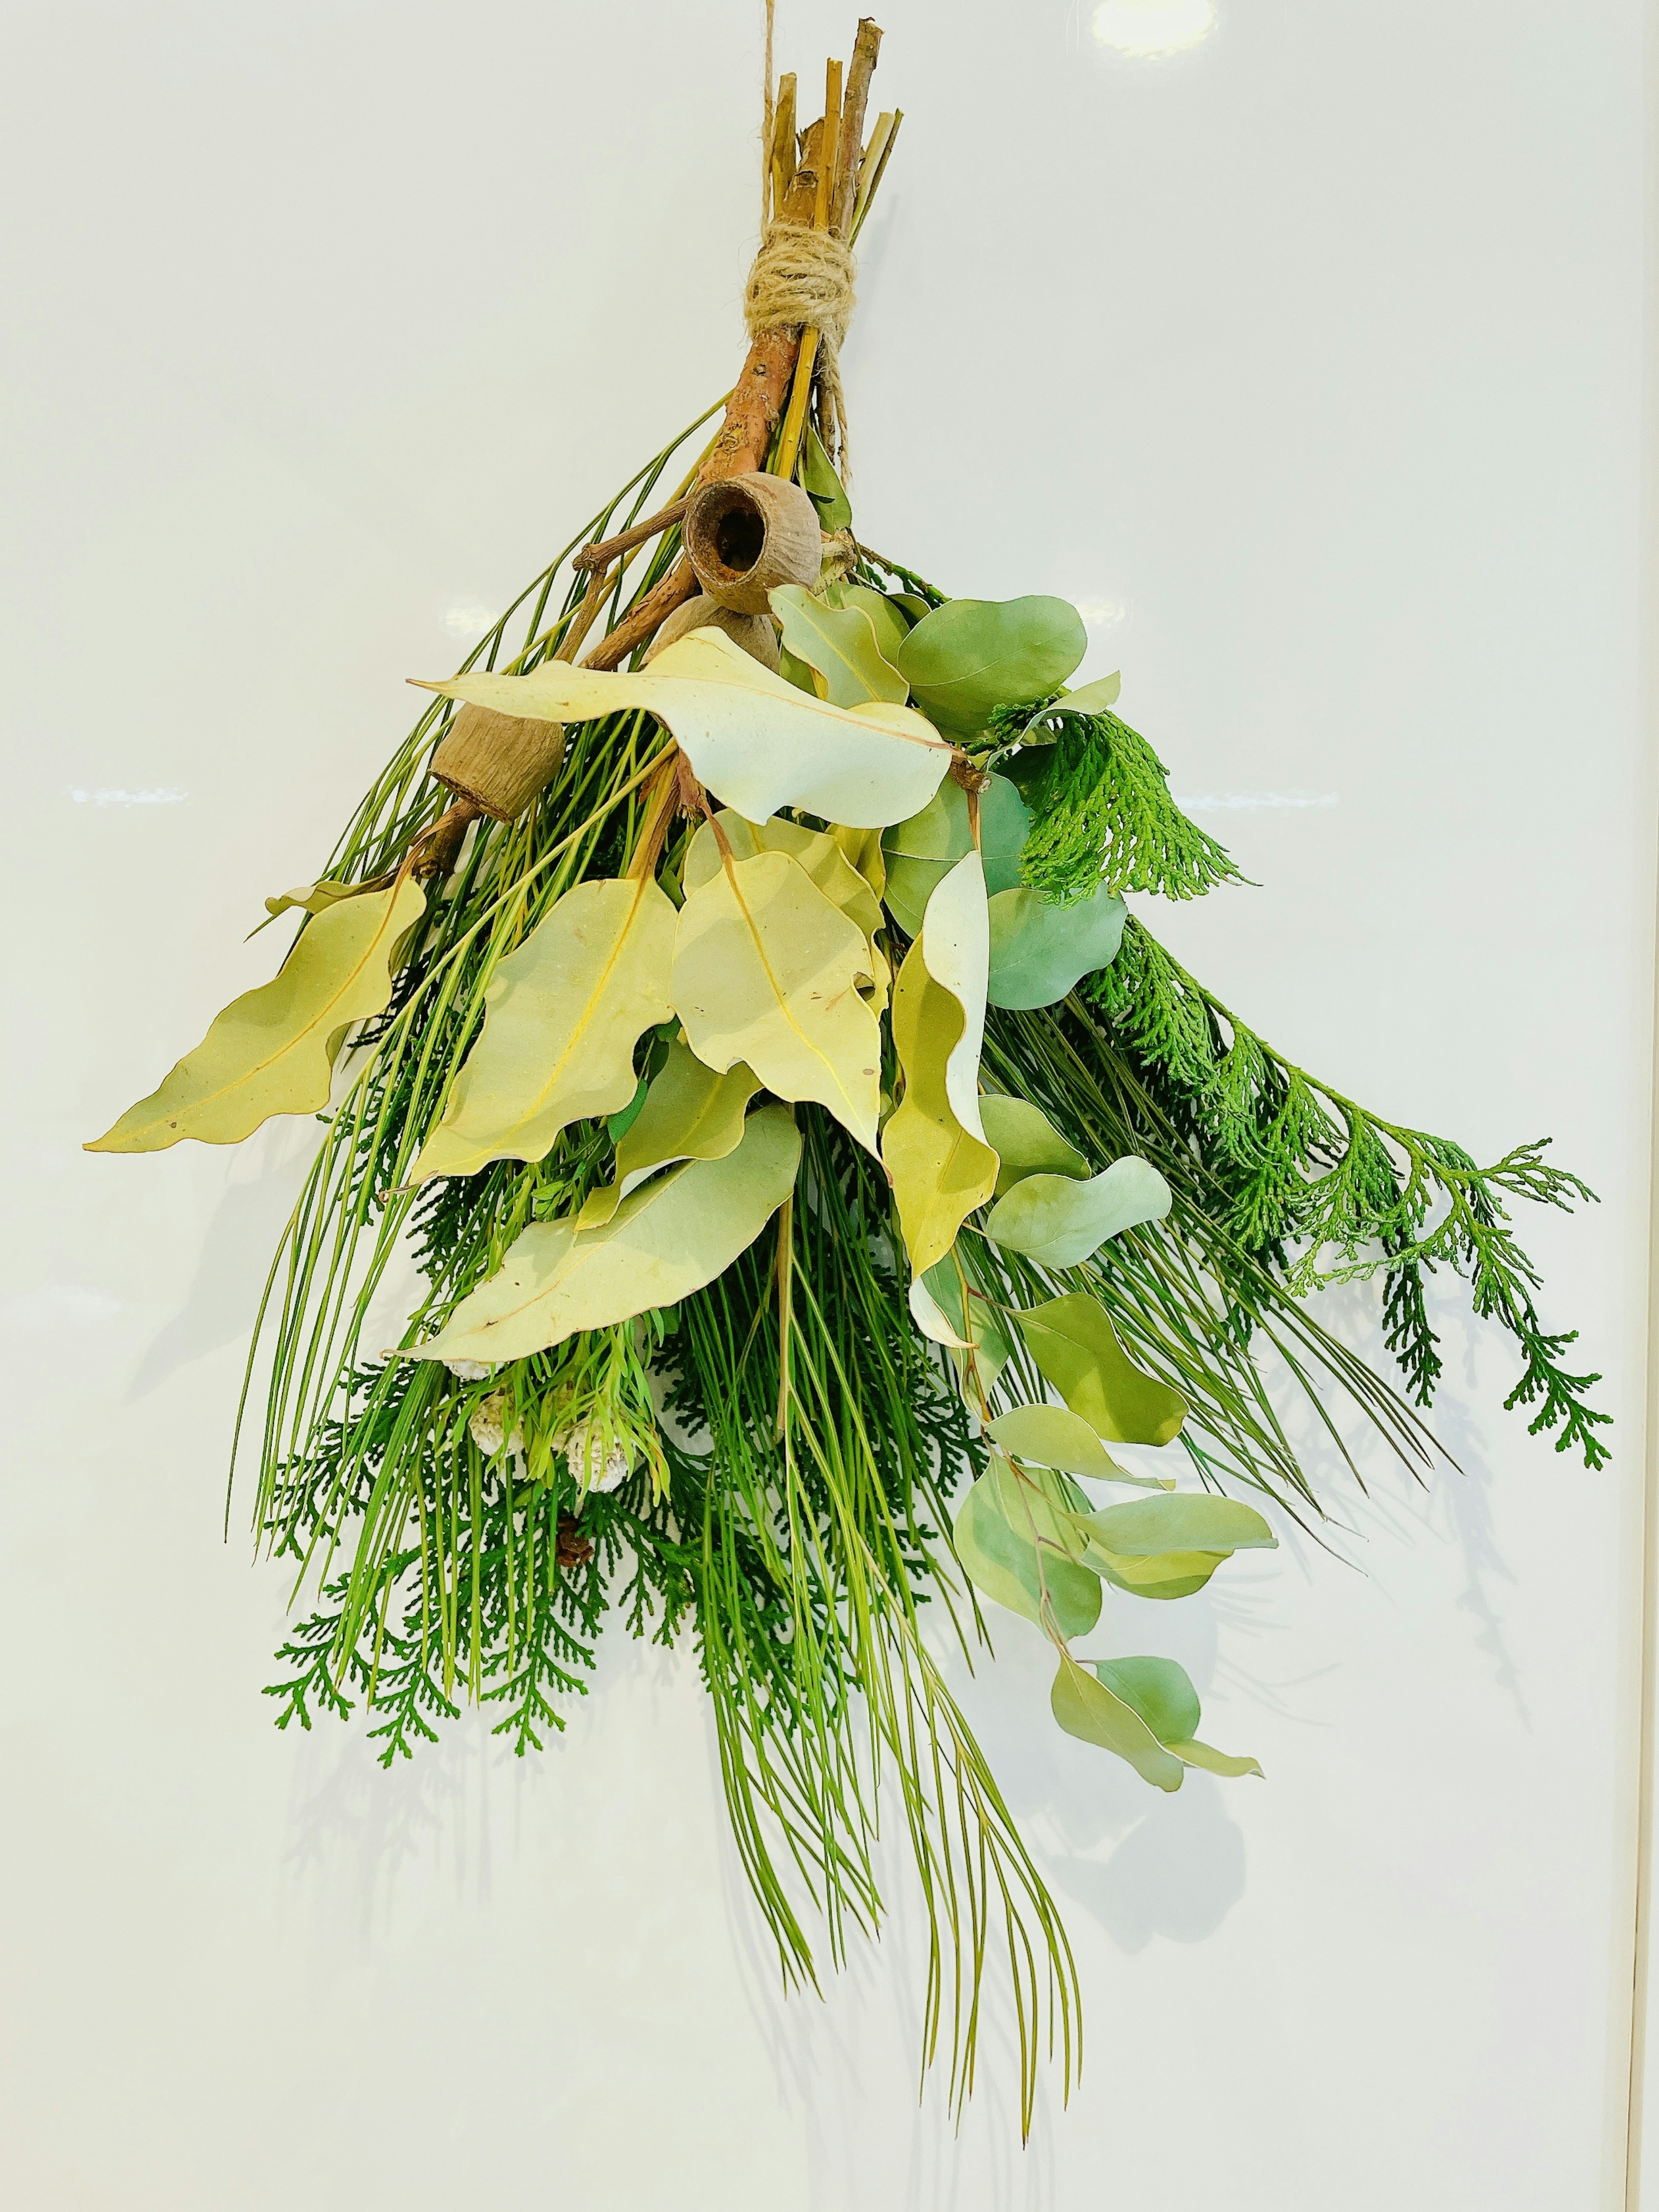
<box><xmin>1088</xmin><ymin>917</ymin><xmax>1609</xmax><ymax>1465</ymax></box>
<box><xmin>987</xmin><ymin>701</ymin><xmax>1249</xmax><ymax>905</ymax></box>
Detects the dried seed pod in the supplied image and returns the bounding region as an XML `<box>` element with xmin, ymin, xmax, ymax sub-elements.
<box><xmin>430</xmin><ymin>704</ymin><xmax>565</xmax><ymax>820</ymax></box>
<box><xmin>683</xmin><ymin>471</ymin><xmax>821</xmax><ymax>613</ymax></box>
<box><xmin>645</xmin><ymin>592</ymin><xmax>782</xmax><ymax>672</ymax></box>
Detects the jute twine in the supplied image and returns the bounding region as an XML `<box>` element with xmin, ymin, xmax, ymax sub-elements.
<box><xmin>744</xmin><ymin>220</ymin><xmax>858</xmax><ymax>475</ymax></box>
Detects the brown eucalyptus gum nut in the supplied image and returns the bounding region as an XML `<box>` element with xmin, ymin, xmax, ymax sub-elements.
<box><xmin>430</xmin><ymin>704</ymin><xmax>565</xmax><ymax>821</ymax></box>
<box><xmin>645</xmin><ymin>593</ymin><xmax>782</xmax><ymax>673</ymax></box>
<box><xmin>683</xmin><ymin>472</ymin><xmax>822</xmax><ymax>615</ymax></box>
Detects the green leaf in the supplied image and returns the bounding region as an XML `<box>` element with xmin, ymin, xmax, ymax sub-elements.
<box><xmin>1016</xmin><ymin>1293</ymin><xmax>1188</xmax><ymax>1447</ymax></box>
<box><xmin>979</xmin><ymin>1094</ymin><xmax>1087</xmax><ymax>1197</ymax></box>
<box><xmin>88</xmin><ymin>878</ymin><xmax>426</xmax><ymax>1153</ymax></box>
<box><xmin>1083</xmin><ymin>1493</ymin><xmax>1276</xmax><ymax>1557</ymax></box>
<box><xmin>880</xmin><ymin>772</ymin><xmax>1028</xmax><ymax>935</ymax></box>
<box><xmin>823</xmin><ymin>580</ymin><xmax>912</xmax><ymax>664</ymax></box>
<box><xmin>897</xmin><ymin>595</ymin><xmax>1087</xmax><ymax>739</ymax></box>
<box><xmin>1095</xmin><ymin>1656</ymin><xmax>1263</xmax><ymax>1778</ymax></box>
<box><xmin>580</xmin><ymin>1039</ymin><xmax>761</xmax><ymax>1227</ymax></box>
<box><xmin>769</xmin><ymin>587</ymin><xmax>908</xmax><ymax>709</ymax></box>
<box><xmin>777</xmin><ymin>642</ymin><xmax>819</xmax><ymax>696</ymax></box>
<box><xmin>671</xmin><ymin>847</ymin><xmax>882</xmax><ymax>1153</ymax></box>
<box><xmin>982</xmin><ymin>1154</ymin><xmax>1172</xmax><ymax>1268</ymax></box>
<box><xmin>987</xmin><ymin>878</ymin><xmax>1127</xmax><ymax>1010</ymax></box>
<box><xmin>986</xmin><ymin>1402</ymin><xmax>1170</xmax><ymax>1488</ymax></box>
<box><xmin>883</xmin><ymin>931</ymin><xmax>999</xmax><ymax>1277</ymax></box>
<box><xmin>263</xmin><ymin>877</ymin><xmax>378</xmax><ymax>919</ymax></box>
<box><xmin>918</xmin><ymin>852</ymin><xmax>990</xmax><ymax>1148</ymax></box>
<box><xmin>413</xmin><ymin>1103</ymin><xmax>801</xmax><ymax>1364</ymax></box>
<box><xmin>411</xmin><ymin>876</ymin><xmax>676</xmax><ymax>1184</ymax></box>
<box><xmin>1050</xmin><ymin>1649</ymin><xmax>1184</xmax><ymax>1791</ymax></box>
<box><xmin>422</xmin><ymin>627</ymin><xmax>951</xmax><ymax>831</ymax></box>
<box><xmin>1094</xmin><ymin>1656</ymin><xmax>1201</xmax><ymax>1744</ymax></box>
<box><xmin>920</xmin><ymin>1252</ymin><xmax>1014</xmax><ymax>1386</ymax></box>
<box><xmin>1079</xmin><ymin>1496</ymin><xmax>1274</xmax><ymax>1604</ymax></box>
<box><xmin>1167</xmin><ymin>1738</ymin><xmax>1265</xmax><ymax>1780</ymax></box>
<box><xmin>1053</xmin><ymin>673</ymin><xmax>1122</xmax><ymax>718</ymax></box>
<box><xmin>800</xmin><ymin>424</ymin><xmax>852</xmax><ymax>530</ymax></box>
<box><xmin>953</xmin><ymin>1462</ymin><xmax>1102</xmax><ymax>1640</ymax></box>
<box><xmin>684</xmin><ymin>810</ymin><xmax>884</xmax><ymax>940</ymax></box>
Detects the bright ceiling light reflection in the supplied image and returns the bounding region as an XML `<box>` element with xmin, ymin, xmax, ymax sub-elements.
<box><xmin>1092</xmin><ymin>0</ymin><xmax>1216</xmax><ymax>58</ymax></box>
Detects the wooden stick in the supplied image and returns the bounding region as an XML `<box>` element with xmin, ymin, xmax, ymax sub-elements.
<box><xmin>833</xmin><ymin>21</ymin><xmax>882</xmax><ymax>235</ymax></box>
<box><xmin>770</xmin><ymin>72</ymin><xmax>797</xmax><ymax>216</ymax></box>
<box><xmin>586</xmin><ymin>41</ymin><xmax>886</xmax><ymax>662</ymax></box>
<box><xmin>573</xmin><ymin>498</ymin><xmax>687</xmax><ymax>572</ymax></box>
<box><xmin>818</xmin><ymin>57</ymin><xmax>843</xmax><ymax>228</ymax></box>
<box><xmin>781</xmin><ymin>114</ymin><xmax>826</xmax><ymax>225</ymax></box>
<box><xmin>773</xmin><ymin>57</ymin><xmax>843</xmax><ymax>483</ymax></box>
<box><xmin>858</xmin><ymin>107</ymin><xmax>911</xmax><ymax>242</ymax></box>
<box><xmin>554</xmin><ymin>563</ymin><xmax>617</xmax><ymax>662</ymax></box>
<box><xmin>582</xmin><ymin>559</ymin><xmax>697</xmax><ymax>670</ymax></box>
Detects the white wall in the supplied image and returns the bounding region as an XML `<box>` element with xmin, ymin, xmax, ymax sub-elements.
<box><xmin>3</xmin><ymin>3</ymin><xmax>1652</xmax><ymax>2207</ymax></box>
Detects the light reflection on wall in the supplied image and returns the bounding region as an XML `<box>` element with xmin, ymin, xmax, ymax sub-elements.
<box><xmin>1091</xmin><ymin>0</ymin><xmax>1217</xmax><ymax>59</ymax></box>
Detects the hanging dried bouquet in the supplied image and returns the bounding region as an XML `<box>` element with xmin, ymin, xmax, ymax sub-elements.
<box><xmin>88</xmin><ymin>19</ymin><xmax>1605</xmax><ymax>2125</ymax></box>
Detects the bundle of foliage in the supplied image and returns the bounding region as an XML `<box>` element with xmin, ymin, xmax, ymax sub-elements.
<box><xmin>86</xmin><ymin>24</ymin><xmax>1602</xmax><ymax>2126</ymax></box>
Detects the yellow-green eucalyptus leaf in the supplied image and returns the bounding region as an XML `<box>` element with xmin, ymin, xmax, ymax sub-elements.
<box><xmin>413</xmin><ymin>1103</ymin><xmax>801</xmax><ymax>1364</ymax></box>
<box><xmin>1050</xmin><ymin>1647</ymin><xmax>1185</xmax><ymax>1791</ymax></box>
<box><xmin>1166</xmin><ymin>1738</ymin><xmax>1264</xmax><ymax>1780</ymax></box>
<box><xmin>579</xmin><ymin>1041</ymin><xmax>760</xmax><ymax>1227</ymax></box>
<box><xmin>909</xmin><ymin>1274</ymin><xmax>972</xmax><ymax>1348</ymax></box>
<box><xmin>684</xmin><ymin>811</ymin><xmax>883</xmax><ymax>939</ymax></box>
<box><xmin>985</xmin><ymin>1402</ymin><xmax>1166</xmax><ymax>1488</ymax></box>
<box><xmin>1084</xmin><ymin>1493</ymin><xmax>1276</xmax><ymax>1557</ymax></box>
<box><xmin>920</xmin><ymin>851</ymin><xmax>989</xmax><ymax>1144</ymax></box>
<box><xmin>953</xmin><ymin>1462</ymin><xmax>1102</xmax><ymax>1641</ymax></box>
<box><xmin>1092</xmin><ymin>1656</ymin><xmax>1261</xmax><ymax>1777</ymax></box>
<box><xmin>1049</xmin><ymin>672</ymin><xmax>1123</xmax><ymax>720</ymax></box>
<box><xmin>920</xmin><ymin>1252</ymin><xmax>1014</xmax><ymax>1387</ymax></box>
<box><xmin>801</xmin><ymin>424</ymin><xmax>852</xmax><ymax>530</ymax></box>
<box><xmin>671</xmin><ymin>848</ymin><xmax>882</xmax><ymax>1153</ymax></box>
<box><xmin>264</xmin><ymin>877</ymin><xmax>378</xmax><ymax>919</ymax></box>
<box><xmin>979</xmin><ymin>1095</ymin><xmax>1088</xmax><ymax>1197</ymax></box>
<box><xmin>1016</xmin><ymin>1292</ymin><xmax>1188</xmax><ymax>1447</ymax></box>
<box><xmin>823</xmin><ymin>581</ymin><xmax>911</xmax><ymax>664</ymax></box>
<box><xmin>87</xmin><ymin>878</ymin><xmax>426</xmax><ymax>1154</ymax></box>
<box><xmin>411</xmin><ymin>876</ymin><xmax>676</xmax><ymax>1185</ymax></box>
<box><xmin>829</xmin><ymin>820</ymin><xmax>886</xmax><ymax>904</ymax></box>
<box><xmin>769</xmin><ymin>586</ymin><xmax>908</xmax><ymax>708</ymax></box>
<box><xmin>982</xmin><ymin>1155</ymin><xmax>1172</xmax><ymax>1268</ymax></box>
<box><xmin>1094</xmin><ymin>1656</ymin><xmax>1201</xmax><ymax>1743</ymax></box>
<box><xmin>883</xmin><ymin>934</ymin><xmax>999</xmax><ymax>1277</ymax></box>
<box><xmin>417</xmin><ymin>626</ymin><xmax>950</xmax><ymax>830</ymax></box>
<box><xmin>1086</xmin><ymin>1546</ymin><xmax>1231</xmax><ymax>1601</ymax></box>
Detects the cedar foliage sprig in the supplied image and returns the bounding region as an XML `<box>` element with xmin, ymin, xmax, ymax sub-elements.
<box><xmin>261</xmin><ymin>1361</ymin><xmax>692</xmax><ymax>1764</ymax></box>
<box><xmin>1088</xmin><ymin>917</ymin><xmax>1610</xmax><ymax>1465</ymax></box>
<box><xmin>991</xmin><ymin>699</ymin><xmax>1249</xmax><ymax>905</ymax></box>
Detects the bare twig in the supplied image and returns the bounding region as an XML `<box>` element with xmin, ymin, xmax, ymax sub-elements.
<box><xmin>573</xmin><ymin>498</ymin><xmax>688</xmax><ymax>572</ymax></box>
<box><xmin>833</xmin><ymin>20</ymin><xmax>883</xmax><ymax>236</ymax></box>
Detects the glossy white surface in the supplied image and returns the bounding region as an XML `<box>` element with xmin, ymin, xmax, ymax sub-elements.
<box><xmin>1</xmin><ymin>3</ymin><xmax>1651</xmax><ymax>2206</ymax></box>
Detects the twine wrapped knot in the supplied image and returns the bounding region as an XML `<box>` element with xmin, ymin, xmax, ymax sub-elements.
<box><xmin>744</xmin><ymin>219</ymin><xmax>858</xmax><ymax>474</ymax></box>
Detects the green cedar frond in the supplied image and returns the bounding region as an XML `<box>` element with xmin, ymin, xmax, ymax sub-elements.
<box><xmin>1086</xmin><ymin>918</ymin><xmax>1609</xmax><ymax>1466</ymax></box>
<box><xmin>996</xmin><ymin>704</ymin><xmax>1250</xmax><ymax>905</ymax></box>
<box><xmin>980</xmin><ymin>1007</ymin><xmax>1446</xmax><ymax>1522</ymax></box>
<box><xmin>855</xmin><ymin>545</ymin><xmax>948</xmax><ymax>608</ymax></box>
